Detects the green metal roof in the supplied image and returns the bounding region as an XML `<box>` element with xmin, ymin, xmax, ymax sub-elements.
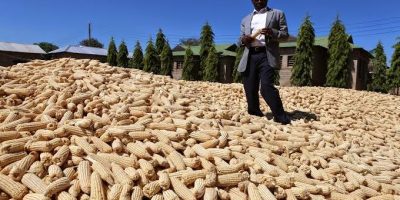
<box><xmin>221</xmin><ymin>50</ymin><xmax>237</xmax><ymax>57</ymax></box>
<box><xmin>279</xmin><ymin>36</ymin><xmax>362</xmax><ymax>49</ymax></box>
<box><xmin>172</xmin><ymin>44</ymin><xmax>237</xmax><ymax>57</ymax></box>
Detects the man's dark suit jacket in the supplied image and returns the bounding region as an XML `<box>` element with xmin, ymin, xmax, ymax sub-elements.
<box><xmin>238</xmin><ymin>7</ymin><xmax>289</xmax><ymax>72</ymax></box>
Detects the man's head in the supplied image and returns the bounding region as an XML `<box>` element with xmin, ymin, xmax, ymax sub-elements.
<box><xmin>251</xmin><ymin>0</ymin><xmax>268</xmax><ymax>11</ymax></box>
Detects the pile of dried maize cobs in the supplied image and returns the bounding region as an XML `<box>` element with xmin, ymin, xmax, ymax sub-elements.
<box><xmin>0</xmin><ymin>58</ymin><xmax>400</xmax><ymax>200</ymax></box>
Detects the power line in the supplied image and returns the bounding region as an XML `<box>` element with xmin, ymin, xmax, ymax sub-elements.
<box><xmin>315</xmin><ymin>20</ymin><xmax>400</xmax><ymax>33</ymax></box>
<box><xmin>352</xmin><ymin>29</ymin><xmax>400</xmax><ymax>37</ymax></box>
<box><xmin>316</xmin><ymin>25</ymin><xmax>400</xmax><ymax>35</ymax></box>
<box><xmin>314</xmin><ymin>16</ymin><xmax>400</xmax><ymax>29</ymax></box>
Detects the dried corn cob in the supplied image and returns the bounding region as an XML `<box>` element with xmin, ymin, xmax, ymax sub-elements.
<box><xmin>48</xmin><ymin>165</ymin><xmax>64</xmax><ymax>180</ymax></box>
<box><xmin>138</xmin><ymin>159</ymin><xmax>155</xmax><ymax>177</ymax></box>
<box><xmin>56</xmin><ymin>191</ymin><xmax>76</xmax><ymax>200</ymax></box>
<box><xmin>192</xmin><ymin>144</ymin><xmax>213</xmax><ymax>160</ymax></box>
<box><xmin>16</xmin><ymin>121</ymin><xmax>48</xmax><ymax>132</ymax></box>
<box><xmin>44</xmin><ymin>177</ymin><xmax>70</xmax><ymax>197</ymax></box>
<box><xmin>191</xmin><ymin>178</ymin><xmax>206</xmax><ymax>198</ymax></box>
<box><xmin>0</xmin><ymin>173</ymin><xmax>28</xmax><ymax>199</ymax></box>
<box><xmin>111</xmin><ymin>162</ymin><xmax>132</xmax><ymax>186</ymax></box>
<box><xmin>229</xmin><ymin>188</ymin><xmax>247</xmax><ymax>200</ymax></box>
<box><xmin>257</xmin><ymin>184</ymin><xmax>277</xmax><ymax>200</ymax></box>
<box><xmin>0</xmin><ymin>152</ymin><xmax>26</xmax><ymax>168</ymax></box>
<box><xmin>23</xmin><ymin>193</ymin><xmax>51</xmax><ymax>200</ymax></box>
<box><xmin>68</xmin><ymin>179</ymin><xmax>80</xmax><ymax>197</ymax></box>
<box><xmin>126</xmin><ymin>142</ymin><xmax>152</xmax><ymax>159</ymax></box>
<box><xmin>0</xmin><ymin>131</ymin><xmax>21</xmax><ymax>142</ymax></box>
<box><xmin>90</xmin><ymin>171</ymin><xmax>106</xmax><ymax>200</ymax></box>
<box><xmin>158</xmin><ymin>171</ymin><xmax>171</xmax><ymax>190</ymax></box>
<box><xmin>10</xmin><ymin>152</ymin><xmax>38</xmax><ymax>181</ymax></box>
<box><xmin>97</xmin><ymin>153</ymin><xmax>137</xmax><ymax>168</ymax></box>
<box><xmin>217</xmin><ymin>172</ymin><xmax>249</xmax><ymax>187</ymax></box>
<box><xmin>91</xmin><ymin>160</ymin><xmax>114</xmax><ymax>185</ymax></box>
<box><xmin>170</xmin><ymin>177</ymin><xmax>196</xmax><ymax>200</ymax></box>
<box><xmin>107</xmin><ymin>184</ymin><xmax>123</xmax><ymax>200</ymax></box>
<box><xmin>143</xmin><ymin>181</ymin><xmax>162</xmax><ymax>198</ymax></box>
<box><xmin>21</xmin><ymin>173</ymin><xmax>48</xmax><ymax>194</ymax></box>
<box><xmin>167</xmin><ymin>151</ymin><xmax>186</xmax><ymax>170</ymax></box>
<box><xmin>52</xmin><ymin>145</ymin><xmax>70</xmax><ymax>166</ymax></box>
<box><xmin>90</xmin><ymin>137</ymin><xmax>112</xmax><ymax>153</ymax></box>
<box><xmin>119</xmin><ymin>184</ymin><xmax>131</xmax><ymax>200</ymax></box>
<box><xmin>77</xmin><ymin>161</ymin><xmax>91</xmax><ymax>194</ymax></box>
<box><xmin>131</xmin><ymin>186</ymin><xmax>144</xmax><ymax>200</ymax></box>
<box><xmin>163</xmin><ymin>189</ymin><xmax>179</xmax><ymax>200</ymax></box>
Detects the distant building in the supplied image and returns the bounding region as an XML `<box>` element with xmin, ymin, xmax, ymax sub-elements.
<box><xmin>48</xmin><ymin>45</ymin><xmax>107</xmax><ymax>62</ymax></box>
<box><xmin>279</xmin><ymin>36</ymin><xmax>372</xmax><ymax>90</ymax></box>
<box><xmin>172</xmin><ymin>44</ymin><xmax>237</xmax><ymax>83</ymax></box>
<box><xmin>0</xmin><ymin>42</ymin><xmax>46</xmax><ymax>67</ymax></box>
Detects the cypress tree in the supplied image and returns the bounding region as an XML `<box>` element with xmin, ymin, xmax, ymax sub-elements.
<box><xmin>160</xmin><ymin>41</ymin><xmax>173</xmax><ymax>77</ymax></box>
<box><xmin>107</xmin><ymin>37</ymin><xmax>117</xmax><ymax>66</ymax></box>
<box><xmin>117</xmin><ymin>40</ymin><xmax>129</xmax><ymax>68</ymax></box>
<box><xmin>326</xmin><ymin>17</ymin><xmax>352</xmax><ymax>88</ymax></box>
<box><xmin>291</xmin><ymin>15</ymin><xmax>314</xmax><ymax>86</ymax></box>
<box><xmin>368</xmin><ymin>42</ymin><xmax>388</xmax><ymax>93</ymax></box>
<box><xmin>143</xmin><ymin>38</ymin><xmax>160</xmax><ymax>74</ymax></box>
<box><xmin>199</xmin><ymin>22</ymin><xmax>215</xmax><ymax>80</ymax></box>
<box><xmin>155</xmin><ymin>29</ymin><xmax>167</xmax><ymax>55</ymax></box>
<box><xmin>274</xmin><ymin>70</ymin><xmax>281</xmax><ymax>86</ymax></box>
<box><xmin>182</xmin><ymin>47</ymin><xmax>196</xmax><ymax>81</ymax></box>
<box><xmin>203</xmin><ymin>45</ymin><xmax>219</xmax><ymax>82</ymax></box>
<box><xmin>232</xmin><ymin>46</ymin><xmax>244</xmax><ymax>83</ymax></box>
<box><xmin>387</xmin><ymin>40</ymin><xmax>400</xmax><ymax>95</ymax></box>
<box><xmin>131</xmin><ymin>41</ymin><xmax>144</xmax><ymax>69</ymax></box>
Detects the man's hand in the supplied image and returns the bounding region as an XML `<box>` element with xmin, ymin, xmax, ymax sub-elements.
<box><xmin>260</xmin><ymin>28</ymin><xmax>273</xmax><ymax>36</ymax></box>
<box><xmin>241</xmin><ymin>35</ymin><xmax>254</xmax><ymax>46</ymax></box>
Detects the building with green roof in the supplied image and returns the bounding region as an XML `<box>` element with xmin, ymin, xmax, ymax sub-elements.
<box><xmin>172</xmin><ymin>44</ymin><xmax>237</xmax><ymax>82</ymax></box>
<box><xmin>279</xmin><ymin>36</ymin><xmax>372</xmax><ymax>90</ymax></box>
<box><xmin>171</xmin><ymin>37</ymin><xmax>372</xmax><ymax>89</ymax></box>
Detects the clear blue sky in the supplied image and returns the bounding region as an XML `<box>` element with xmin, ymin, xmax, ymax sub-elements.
<box><xmin>1</xmin><ymin>0</ymin><xmax>400</xmax><ymax>62</ymax></box>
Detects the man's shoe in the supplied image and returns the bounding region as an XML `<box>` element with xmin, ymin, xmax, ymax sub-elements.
<box><xmin>249</xmin><ymin>111</ymin><xmax>264</xmax><ymax>117</ymax></box>
<box><xmin>274</xmin><ymin>114</ymin><xmax>291</xmax><ymax>125</ymax></box>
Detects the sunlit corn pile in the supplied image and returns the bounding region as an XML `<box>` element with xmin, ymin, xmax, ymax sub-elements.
<box><xmin>0</xmin><ymin>58</ymin><xmax>400</xmax><ymax>200</ymax></box>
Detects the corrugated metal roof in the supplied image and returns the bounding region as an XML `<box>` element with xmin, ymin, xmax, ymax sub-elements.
<box><xmin>280</xmin><ymin>36</ymin><xmax>362</xmax><ymax>49</ymax></box>
<box><xmin>0</xmin><ymin>42</ymin><xmax>46</xmax><ymax>54</ymax></box>
<box><xmin>49</xmin><ymin>45</ymin><xmax>107</xmax><ymax>56</ymax></box>
<box><xmin>172</xmin><ymin>44</ymin><xmax>237</xmax><ymax>57</ymax></box>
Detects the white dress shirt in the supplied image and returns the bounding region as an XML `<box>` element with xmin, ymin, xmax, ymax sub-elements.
<box><xmin>251</xmin><ymin>8</ymin><xmax>267</xmax><ymax>47</ymax></box>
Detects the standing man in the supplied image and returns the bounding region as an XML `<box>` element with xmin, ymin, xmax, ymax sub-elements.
<box><xmin>238</xmin><ymin>0</ymin><xmax>291</xmax><ymax>125</ymax></box>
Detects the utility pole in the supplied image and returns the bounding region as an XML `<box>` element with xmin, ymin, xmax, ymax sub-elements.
<box><xmin>88</xmin><ymin>22</ymin><xmax>92</xmax><ymax>46</ymax></box>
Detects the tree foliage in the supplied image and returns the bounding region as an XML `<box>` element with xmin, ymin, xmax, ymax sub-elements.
<box><xmin>233</xmin><ymin>46</ymin><xmax>245</xmax><ymax>83</ymax></box>
<box><xmin>291</xmin><ymin>15</ymin><xmax>314</xmax><ymax>86</ymax></box>
<box><xmin>182</xmin><ymin>47</ymin><xmax>196</xmax><ymax>81</ymax></box>
<box><xmin>143</xmin><ymin>38</ymin><xmax>160</xmax><ymax>74</ymax></box>
<box><xmin>274</xmin><ymin>70</ymin><xmax>281</xmax><ymax>86</ymax></box>
<box><xmin>326</xmin><ymin>17</ymin><xmax>352</xmax><ymax>88</ymax></box>
<box><xmin>34</xmin><ymin>42</ymin><xmax>59</xmax><ymax>53</ymax></box>
<box><xmin>199</xmin><ymin>22</ymin><xmax>215</xmax><ymax>80</ymax></box>
<box><xmin>203</xmin><ymin>45</ymin><xmax>219</xmax><ymax>82</ymax></box>
<box><xmin>131</xmin><ymin>41</ymin><xmax>144</xmax><ymax>69</ymax></box>
<box><xmin>160</xmin><ymin>41</ymin><xmax>173</xmax><ymax>77</ymax></box>
<box><xmin>387</xmin><ymin>40</ymin><xmax>400</xmax><ymax>95</ymax></box>
<box><xmin>368</xmin><ymin>42</ymin><xmax>388</xmax><ymax>93</ymax></box>
<box><xmin>179</xmin><ymin>38</ymin><xmax>201</xmax><ymax>46</ymax></box>
<box><xmin>80</xmin><ymin>38</ymin><xmax>104</xmax><ymax>48</ymax></box>
<box><xmin>117</xmin><ymin>41</ymin><xmax>129</xmax><ymax>68</ymax></box>
<box><xmin>107</xmin><ymin>37</ymin><xmax>118</xmax><ymax>66</ymax></box>
<box><xmin>155</xmin><ymin>29</ymin><xmax>167</xmax><ymax>55</ymax></box>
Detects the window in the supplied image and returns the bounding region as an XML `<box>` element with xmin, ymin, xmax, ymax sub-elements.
<box><xmin>288</xmin><ymin>55</ymin><xmax>295</xmax><ymax>68</ymax></box>
<box><xmin>176</xmin><ymin>61</ymin><xmax>183</xmax><ymax>69</ymax></box>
